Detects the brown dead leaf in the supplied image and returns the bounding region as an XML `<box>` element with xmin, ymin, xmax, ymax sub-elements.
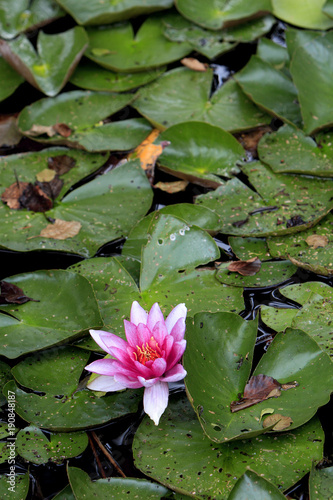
<box><xmin>306</xmin><ymin>234</ymin><xmax>329</xmax><ymax>249</ymax></box>
<box><xmin>234</xmin><ymin>125</ymin><xmax>272</xmax><ymax>158</ymax></box>
<box><xmin>19</xmin><ymin>183</ymin><xmax>53</xmax><ymax>212</ymax></box>
<box><xmin>130</xmin><ymin>129</ymin><xmax>170</xmax><ymax>183</ymax></box>
<box><xmin>0</xmin><ymin>281</ymin><xmax>38</xmax><ymax>305</ymax></box>
<box><xmin>262</xmin><ymin>413</ymin><xmax>293</xmax><ymax>431</ymax></box>
<box><xmin>27</xmin><ymin>124</ymin><xmax>57</xmax><ymax>137</ymax></box>
<box><xmin>181</xmin><ymin>57</ymin><xmax>209</xmax><ymax>72</ymax></box>
<box><xmin>1</xmin><ymin>181</ymin><xmax>29</xmax><ymax>209</ymax></box>
<box><xmin>47</xmin><ymin>155</ymin><xmax>76</xmax><ymax>175</ymax></box>
<box><xmin>39</xmin><ymin>219</ymin><xmax>82</xmax><ymax>240</ymax></box>
<box><xmin>0</xmin><ymin>114</ymin><xmax>22</xmax><ymax>147</ymax></box>
<box><xmin>154</xmin><ymin>180</ymin><xmax>189</xmax><ymax>194</ymax></box>
<box><xmin>36</xmin><ymin>177</ymin><xmax>63</xmax><ymax>200</ymax></box>
<box><xmin>227</xmin><ymin>257</ymin><xmax>261</xmax><ymax>276</ymax></box>
<box><xmin>36</xmin><ymin>169</ymin><xmax>56</xmax><ymax>182</ymax></box>
<box><xmin>53</xmin><ymin>123</ymin><xmax>72</xmax><ymax>137</ymax></box>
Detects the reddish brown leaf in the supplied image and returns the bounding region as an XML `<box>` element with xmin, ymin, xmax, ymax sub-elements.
<box><xmin>53</xmin><ymin>123</ymin><xmax>72</xmax><ymax>137</ymax></box>
<box><xmin>1</xmin><ymin>181</ymin><xmax>29</xmax><ymax>209</ymax></box>
<box><xmin>227</xmin><ymin>257</ymin><xmax>261</xmax><ymax>276</ymax></box>
<box><xmin>47</xmin><ymin>155</ymin><xmax>76</xmax><ymax>175</ymax></box>
<box><xmin>19</xmin><ymin>183</ymin><xmax>53</xmax><ymax>212</ymax></box>
<box><xmin>234</xmin><ymin>125</ymin><xmax>272</xmax><ymax>158</ymax></box>
<box><xmin>0</xmin><ymin>281</ymin><xmax>38</xmax><ymax>305</ymax></box>
<box><xmin>37</xmin><ymin>177</ymin><xmax>63</xmax><ymax>200</ymax></box>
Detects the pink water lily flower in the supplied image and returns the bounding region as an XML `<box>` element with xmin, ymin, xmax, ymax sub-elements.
<box><xmin>85</xmin><ymin>301</ymin><xmax>187</xmax><ymax>425</ymax></box>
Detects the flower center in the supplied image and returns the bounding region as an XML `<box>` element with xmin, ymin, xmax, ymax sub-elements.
<box><xmin>135</xmin><ymin>336</ymin><xmax>161</xmax><ymax>365</ymax></box>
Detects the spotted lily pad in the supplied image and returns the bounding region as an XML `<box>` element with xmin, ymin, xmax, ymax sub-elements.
<box><xmin>288</xmin><ymin>30</ymin><xmax>333</xmax><ymax>134</ymax></box>
<box><xmin>134</xmin><ymin>67</ymin><xmax>271</xmax><ymax>132</ymax></box>
<box><xmin>267</xmin><ymin>213</ymin><xmax>333</xmax><ymax>276</ymax></box>
<box><xmin>0</xmin><ymin>270</ymin><xmax>102</xmax><ymax>358</ymax></box>
<box><xmin>0</xmin><ymin>360</ymin><xmax>12</xmax><ymax>406</ymax></box>
<box><xmin>235</xmin><ymin>55</ymin><xmax>302</xmax><ymax>127</ymax></box>
<box><xmin>229</xmin><ymin>237</ymin><xmax>270</xmax><ymax>260</ymax></box>
<box><xmin>16</xmin><ymin>426</ymin><xmax>88</xmax><ymax>464</ymax></box>
<box><xmin>0</xmin><ymin>160</ymin><xmax>153</xmax><ymax>257</ymax></box>
<box><xmin>184</xmin><ymin>312</ymin><xmax>333</xmax><ymax>442</ymax></box>
<box><xmin>85</xmin><ymin>14</ymin><xmax>191</xmax><ymax>72</ymax></box>
<box><xmin>261</xmin><ymin>281</ymin><xmax>333</xmax><ymax>359</ymax></box>
<box><xmin>55</xmin><ymin>0</ymin><xmax>173</xmax><ymax>25</ymax></box>
<box><xmin>0</xmin><ymin>27</ymin><xmax>88</xmax><ymax>96</ymax></box>
<box><xmin>228</xmin><ymin>470</ymin><xmax>286</xmax><ymax>499</ymax></box>
<box><xmin>175</xmin><ymin>0</ymin><xmax>272</xmax><ymax>30</ymax></box>
<box><xmin>309</xmin><ymin>464</ymin><xmax>333</xmax><ymax>500</ymax></box>
<box><xmin>4</xmin><ymin>345</ymin><xmax>142</xmax><ymax>430</ymax></box>
<box><xmin>258</xmin><ymin>125</ymin><xmax>333</xmax><ymax>176</ymax></box>
<box><xmin>70</xmin><ymin>59</ymin><xmax>166</xmax><ymax>92</ymax></box>
<box><xmin>0</xmin><ymin>0</ymin><xmax>64</xmax><ymax>39</ymax></box>
<box><xmin>195</xmin><ymin>161</ymin><xmax>333</xmax><ymax>236</ymax></box>
<box><xmin>157</xmin><ymin>121</ymin><xmax>245</xmax><ymax>187</ymax></box>
<box><xmin>272</xmin><ymin>0</ymin><xmax>333</xmax><ymax>30</ymax></box>
<box><xmin>0</xmin><ymin>472</ymin><xmax>29</xmax><ymax>500</ymax></box>
<box><xmin>0</xmin><ymin>56</ymin><xmax>24</xmax><ymax>102</ymax></box>
<box><xmin>133</xmin><ymin>394</ymin><xmax>324</xmax><ymax>498</ymax></box>
<box><xmin>216</xmin><ymin>260</ymin><xmax>297</xmax><ymax>287</ymax></box>
<box><xmin>67</xmin><ymin>467</ymin><xmax>185</xmax><ymax>499</ymax></box>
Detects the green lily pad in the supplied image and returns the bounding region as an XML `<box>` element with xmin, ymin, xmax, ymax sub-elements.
<box><xmin>157</xmin><ymin>121</ymin><xmax>245</xmax><ymax>187</ymax></box>
<box><xmin>288</xmin><ymin>30</ymin><xmax>333</xmax><ymax>134</ymax></box>
<box><xmin>257</xmin><ymin>38</ymin><xmax>290</xmax><ymax>70</ymax></box>
<box><xmin>122</xmin><ymin>204</ymin><xmax>221</xmax><ymax>261</ymax></box>
<box><xmin>0</xmin><ymin>360</ymin><xmax>13</xmax><ymax>406</ymax></box>
<box><xmin>52</xmin><ymin>485</ymin><xmax>75</xmax><ymax>500</ymax></box>
<box><xmin>70</xmin><ymin>59</ymin><xmax>166</xmax><ymax>92</ymax></box>
<box><xmin>0</xmin><ymin>27</ymin><xmax>88</xmax><ymax>96</ymax></box>
<box><xmin>67</xmin><ymin>467</ymin><xmax>185</xmax><ymax>499</ymax></box>
<box><xmin>133</xmin><ymin>394</ymin><xmax>324</xmax><ymax>498</ymax></box>
<box><xmin>228</xmin><ymin>237</ymin><xmax>270</xmax><ymax>260</ymax></box>
<box><xmin>0</xmin><ymin>270</ymin><xmax>102</xmax><ymax>358</ymax></box>
<box><xmin>175</xmin><ymin>0</ymin><xmax>272</xmax><ymax>30</ymax></box>
<box><xmin>0</xmin><ymin>0</ymin><xmax>64</xmax><ymax>39</ymax></box>
<box><xmin>0</xmin><ymin>147</ymin><xmax>108</xmax><ymax>200</ymax></box>
<box><xmin>134</xmin><ymin>67</ymin><xmax>271</xmax><ymax>132</ymax></box>
<box><xmin>70</xmin><ymin>214</ymin><xmax>244</xmax><ymax>348</ymax></box>
<box><xmin>0</xmin><ymin>160</ymin><xmax>153</xmax><ymax>257</ymax></box>
<box><xmin>258</xmin><ymin>125</ymin><xmax>333</xmax><ymax>176</ymax></box>
<box><xmin>235</xmin><ymin>55</ymin><xmax>302</xmax><ymax>127</ymax></box>
<box><xmin>0</xmin><ymin>472</ymin><xmax>29</xmax><ymax>500</ymax></box>
<box><xmin>267</xmin><ymin>213</ymin><xmax>333</xmax><ymax>276</ymax></box>
<box><xmin>309</xmin><ymin>464</ymin><xmax>333</xmax><ymax>500</ymax></box>
<box><xmin>216</xmin><ymin>260</ymin><xmax>297</xmax><ymax>287</ymax></box>
<box><xmin>261</xmin><ymin>281</ymin><xmax>333</xmax><ymax>359</ymax></box>
<box><xmin>16</xmin><ymin>425</ymin><xmax>88</xmax><ymax>464</ymax></box>
<box><xmin>85</xmin><ymin>14</ymin><xmax>191</xmax><ymax>72</ymax></box>
<box><xmin>0</xmin><ymin>57</ymin><xmax>24</xmax><ymax>102</ymax></box>
<box><xmin>17</xmin><ymin>90</ymin><xmax>137</xmax><ymax>149</ymax></box>
<box><xmin>3</xmin><ymin>346</ymin><xmax>142</xmax><ymax>430</ymax></box>
<box><xmin>55</xmin><ymin>0</ymin><xmax>173</xmax><ymax>25</ymax></box>
<box><xmin>184</xmin><ymin>313</ymin><xmax>333</xmax><ymax>442</ymax></box>
<box><xmin>228</xmin><ymin>470</ymin><xmax>286</xmax><ymax>499</ymax></box>
<box><xmin>195</xmin><ymin>161</ymin><xmax>333</xmax><ymax>236</ymax></box>
<box><xmin>272</xmin><ymin>0</ymin><xmax>333</xmax><ymax>29</ymax></box>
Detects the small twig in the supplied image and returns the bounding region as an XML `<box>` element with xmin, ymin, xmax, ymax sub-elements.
<box><xmin>91</xmin><ymin>431</ymin><xmax>127</xmax><ymax>478</ymax></box>
<box><xmin>88</xmin><ymin>432</ymin><xmax>106</xmax><ymax>478</ymax></box>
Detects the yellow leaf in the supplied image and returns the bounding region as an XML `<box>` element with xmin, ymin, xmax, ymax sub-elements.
<box><xmin>154</xmin><ymin>180</ymin><xmax>189</xmax><ymax>194</ymax></box>
<box><xmin>36</xmin><ymin>169</ymin><xmax>56</xmax><ymax>182</ymax></box>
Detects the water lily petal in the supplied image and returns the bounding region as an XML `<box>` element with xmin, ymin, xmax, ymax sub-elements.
<box><xmin>165</xmin><ymin>303</ymin><xmax>187</xmax><ymax>334</ymax></box>
<box><xmin>87</xmin><ymin>374</ymin><xmax>126</xmax><ymax>392</ymax></box>
<box><xmin>151</xmin><ymin>357</ymin><xmax>167</xmax><ymax>377</ymax></box>
<box><xmin>143</xmin><ymin>381</ymin><xmax>169</xmax><ymax>425</ymax></box>
<box><xmin>170</xmin><ymin>317</ymin><xmax>186</xmax><ymax>342</ymax></box>
<box><xmin>137</xmin><ymin>323</ymin><xmax>153</xmax><ymax>345</ymax></box>
<box><xmin>163</xmin><ymin>334</ymin><xmax>174</xmax><ymax>360</ymax></box>
<box><xmin>147</xmin><ymin>302</ymin><xmax>164</xmax><ymax>331</ymax></box>
<box><xmin>124</xmin><ymin>320</ymin><xmax>140</xmax><ymax>347</ymax></box>
<box><xmin>163</xmin><ymin>364</ymin><xmax>187</xmax><ymax>382</ymax></box>
<box><xmin>90</xmin><ymin>329</ymin><xmax>128</xmax><ymax>355</ymax></box>
<box><xmin>85</xmin><ymin>358</ymin><xmax>117</xmax><ymax>376</ymax></box>
<box><xmin>114</xmin><ymin>373</ymin><xmax>143</xmax><ymax>389</ymax></box>
<box><xmin>138</xmin><ymin>376</ymin><xmax>159</xmax><ymax>388</ymax></box>
<box><xmin>107</xmin><ymin>345</ymin><xmax>132</xmax><ymax>365</ymax></box>
<box><xmin>151</xmin><ymin>320</ymin><xmax>168</xmax><ymax>346</ymax></box>
<box><xmin>166</xmin><ymin>339</ymin><xmax>186</xmax><ymax>371</ymax></box>
<box><xmin>130</xmin><ymin>301</ymin><xmax>148</xmax><ymax>326</ymax></box>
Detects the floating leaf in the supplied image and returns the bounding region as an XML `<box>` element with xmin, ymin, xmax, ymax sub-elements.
<box><xmin>0</xmin><ymin>472</ymin><xmax>29</xmax><ymax>500</ymax></box>
<box><xmin>216</xmin><ymin>260</ymin><xmax>297</xmax><ymax>288</ymax></box>
<box><xmin>180</xmin><ymin>57</ymin><xmax>208</xmax><ymax>72</ymax></box>
<box><xmin>55</xmin><ymin>0</ymin><xmax>173</xmax><ymax>25</ymax></box>
<box><xmin>175</xmin><ymin>0</ymin><xmax>272</xmax><ymax>30</ymax></box>
<box><xmin>0</xmin><ymin>270</ymin><xmax>102</xmax><ymax>358</ymax></box>
<box><xmin>258</xmin><ymin>124</ymin><xmax>333</xmax><ymax>176</ymax></box>
<box><xmin>184</xmin><ymin>312</ymin><xmax>333</xmax><ymax>442</ymax></box>
<box><xmin>228</xmin><ymin>470</ymin><xmax>286</xmax><ymax>499</ymax></box>
<box><xmin>0</xmin><ymin>114</ymin><xmax>22</xmax><ymax>147</ymax></box>
<box><xmin>85</xmin><ymin>14</ymin><xmax>191</xmax><ymax>72</ymax></box>
<box><xmin>309</xmin><ymin>464</ymin><xmax>333</xmax><ymax>500</ymax></box>
<box><xmin>0</xmin><ymin>27</ymin><xmax>88</xmax><ymax>96</ymax></box>
<box><xmin>0</xmin><ymin>57</ymin><xmax>25</xmax><ymax>102</ymax></box>
<box><xmin>262</xmin><ymin>413</ymin><xmax>293</xmax><ymax>431</ymax></box>
<box><xmin>154</xmin><ymin>180</ymin><xmax>188</xmax><ymax>193</ymax></box>
<box><xmin>227</xmin><ymin>257</ymin><xmax>261</xmax><ymax>276</ymax></box>
<box><xmin>257</xmin><ymin>38</ymin><xmax>290</xmax><ymax>69</ymax></box>
<box><xmin>230</xmin><ymin>374</ymin><xmax>284</xmax><ymax>413</ymax></box>
<box><xmin>133</xmin><ymin>67</ymin><xmax>271</xmax><ymax>132</ymax></box>
<box><xmin>16</xmin><ymin>426</ymin><xmax>88</xmax><ymax>464</ymax></box>
<box><xmin>133</xmin><ymin>394</ymin><xmax>324</xmax><ymax>498</ymax></box>
<box><xmin>272</xmin><ymin>0</ymin><xmax>333</xmax><ymax>29</ymax></box>
<box><xmin>39</xmin><ymin>219</ymin><xmax>82</xmax><ymax>240</ymax></box>
<box><xmin>157</xmin><ymin>121</ymin><xmax>245</xmax><ymax>187</ymax></box>
<box><xmin>0</xmin><ymin>281</ymin><xmax>37</xmax><ymax>305</ymax></box>
<box><xmin>229</xmin><ymin>236</ymin><xmax>270</xmax><ymax>260</ymax></box>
